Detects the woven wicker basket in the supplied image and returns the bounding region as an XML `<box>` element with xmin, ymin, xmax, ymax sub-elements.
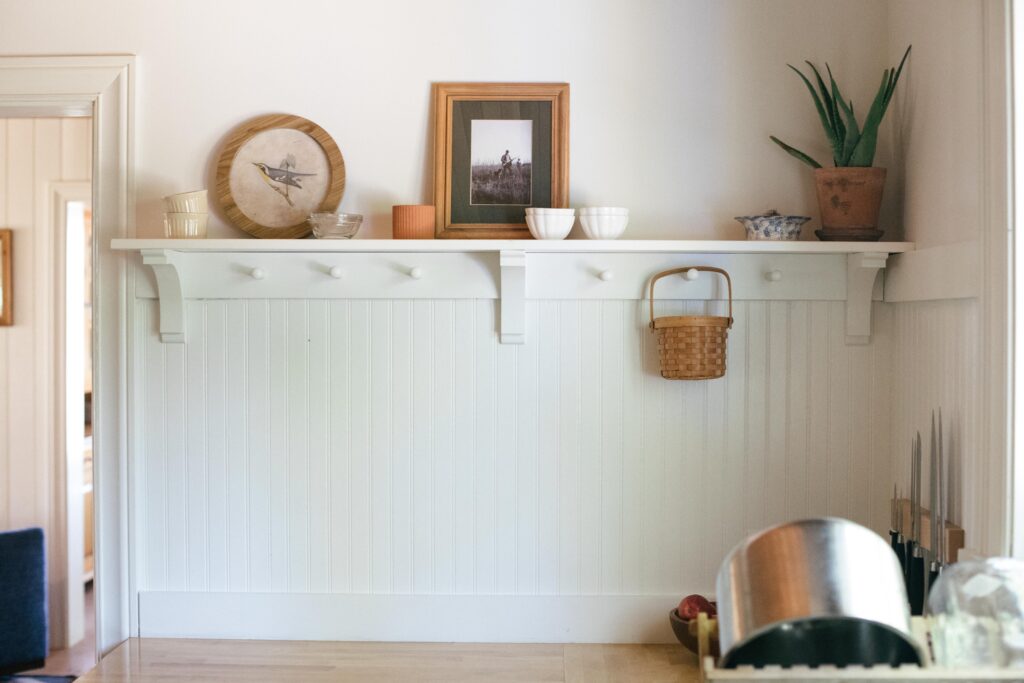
<box><xmin>648</xmin><ymin>266</ymin><xmax>733</xmax><ymax>380</ymax></box>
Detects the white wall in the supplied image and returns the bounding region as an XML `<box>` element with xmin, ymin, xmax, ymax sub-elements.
<box><xmin>0</xmin><ymin>118</ymin><xmax>91</xmax><ymax>534</ymax></box>
<box><xmin>0</xmin><ymin>0</ymin><xmax>893</xmax><ymax>239</ymax></box>
<box><xmin>883</xmin><ymin>1</ymin><xmax>1002</xmax><ymax>556</ymax></box>
<box><xmin>887</xmin><ymin>1</ymin><xmax>986</xmax><ymax>248</ymax></box>
<box><xmin>129</xmin><ymin>293</ymin><xmax>895</xmax><ymax>640</ymax></box>
<box><xmin>0</xmin><ymin>0</ymin><xmax>1008</xmax><ymax>642</ymax></box>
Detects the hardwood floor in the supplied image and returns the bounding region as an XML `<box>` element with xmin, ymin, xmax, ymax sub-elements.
<box><xmin>78</xmin><ymin>639</ymin><xmax>702</xmax><ymax>682</ymax></box>
<box><xmin>25</xmin><ymin>583</ymin><xmax>97</xmax><ymax>677</ymax></box>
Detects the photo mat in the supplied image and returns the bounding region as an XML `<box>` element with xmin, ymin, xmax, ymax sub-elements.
<box><xmin>450</xmin><ymin>100</ymin><xmax>552</xmax><ymax>225</ymax></box>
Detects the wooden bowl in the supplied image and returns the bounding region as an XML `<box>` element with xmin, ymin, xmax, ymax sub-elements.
<box><xmin>669</xmin><ymin>609</ymin><xmax>720</xmax><ymax>658</ymax></box>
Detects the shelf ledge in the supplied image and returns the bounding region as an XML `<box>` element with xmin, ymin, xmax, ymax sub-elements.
<box><xmin>115</xmin><ymin>239</ymin><xmax>913</xmax><ymax>346</ymax></box>
<box><xmin>112</xmin><ymin>238</ymin><xmax>914</xmax><ymax>255</ymax></box>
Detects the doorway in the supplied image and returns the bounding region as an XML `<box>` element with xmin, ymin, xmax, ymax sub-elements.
<box><xmin>0</xmin><ymin>116</ymin><xmax>96</xmax><ymax>676</ymax></box>
<box><xmin>0</xmin><ymin>55</ymin><xmax>135</xmax><ymax>656</ymax></box>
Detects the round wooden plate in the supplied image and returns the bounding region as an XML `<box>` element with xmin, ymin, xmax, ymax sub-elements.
<box><xmin>215</xmin><ymin>113</ymin><xmax>345</xmax><ymax>239</ymax></box>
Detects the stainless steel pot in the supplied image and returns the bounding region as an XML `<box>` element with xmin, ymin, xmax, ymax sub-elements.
<box><xmin>716</xmin><ymin>517</ymin><xmax>925</xmax><ymax>669</ymax></box>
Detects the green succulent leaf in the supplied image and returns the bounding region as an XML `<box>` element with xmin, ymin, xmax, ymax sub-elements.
<box><xmin>827</xmin><ymin>65</ymin><xmax>861</xmax><ymax>166</ymax></box>
<box><xmin>805</xmin><ymin>61</ymin><xmax>843</xmax><ymax>164</ymax></box>
<box><xmin>886</xmin><ymin>45</ymin><xmax>912</xmax><ymax>106</ymax></box>
<box><xmin>770</xmin><ymin>136</ymin><xmax>823</xmax><ymax>169</ymax></box>
<box><xmin>849</xmin><ymin>69</ymin><xmax>892</xmax><ymax>166</ymax></box>
<box><xmin>787</xmin><ymin>64</ymin><xmax>839</xmax><ymax>151</ymax></box>
<box><xmin>777</xmin><ymin>46</ymin><xmax>910</xmax><ymax>168</ymax></box>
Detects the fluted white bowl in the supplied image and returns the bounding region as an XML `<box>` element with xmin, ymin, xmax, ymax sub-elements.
<box><xmin>164</xmin><ymin>212</ymin><xmax>208</xmax><ymax>238</ymax></box>
<box><xmin>580</xmin><ymin>213</ymin><xmax>628</xmax><ymax>240</ymax></box>
<box><xmin>526</xmin><ymin>213</ymin><xmax>574</xmax><ymax>240</ymax></box>
<box><xmin>164</xmin><ymin>190</ymin><xmax>208</xmax><ymax>213</ymax></box>
<box><xmin>525</xmin><ymin>208</ymin><xmax>574</xmax><ymax>215</ymax></box>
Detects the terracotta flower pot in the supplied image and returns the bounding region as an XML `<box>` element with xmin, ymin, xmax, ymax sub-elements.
<box><xmin>813</xmin><ymin>167</ymin><xmax>887</xmax><ymax>241</ymax></box>
<box><xmin>392</xmin><ymin>205</ymin><xmax>435</xmax><ymax>239</ymax></box>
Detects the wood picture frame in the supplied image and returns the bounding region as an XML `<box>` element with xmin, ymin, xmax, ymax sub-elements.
<box><xmin>0</xmin><ymin>229</ymin><xmax>10</xmax><ymax>326</ymax></box>
<box><xmin>215</xmin><ymin>113</ymin><xmax>346</xmax><ymax>239</ymax></box>
<box><xmin>432</xmin><ymin>82</ymin><xmax>569</xmax><ymax>239</ymax></box>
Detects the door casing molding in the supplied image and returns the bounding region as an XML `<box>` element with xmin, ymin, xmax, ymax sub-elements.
<box><xmin>0</xmin><ymin>54</ymin><xmax>135</xmax><ymax>656</ymax></box>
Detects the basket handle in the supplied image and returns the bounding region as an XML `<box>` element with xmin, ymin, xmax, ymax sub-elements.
<box><xmin>648</xmin><ymin>266</ymin><xmax>733</xmax><ymax>327</ymax></box>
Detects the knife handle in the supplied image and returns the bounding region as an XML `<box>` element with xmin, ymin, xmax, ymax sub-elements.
<box><xmin>928</xmin><ymin>566</ymin><xmax>939</xmax><ymax>598</ymax></box>
<box><xmin>891</xmin><ymin>531</ymin><xmax>906</xmax><ymax>574</ymax></box>
<box><xmin>908</xmin><ymin>555</ymin><xmax>925</xmax><ymax>616</ymax></box>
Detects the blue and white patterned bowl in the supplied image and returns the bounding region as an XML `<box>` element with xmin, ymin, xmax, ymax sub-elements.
<box><xmin>735</xmin><ymin>211</ymin><xmax>811</xmax><ymax>241</ymax></box>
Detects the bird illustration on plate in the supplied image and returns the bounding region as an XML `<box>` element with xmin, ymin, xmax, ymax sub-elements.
<box><xmin>252</xmin><ymin>154</ymin><xmax>316</xmax><ymax>207</ymax></box>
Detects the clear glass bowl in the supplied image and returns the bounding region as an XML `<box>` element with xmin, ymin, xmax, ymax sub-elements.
<box><xmin>308</xmin><ymin>212</ymin><xmax>363</xmax><ymax>239</ymax></box>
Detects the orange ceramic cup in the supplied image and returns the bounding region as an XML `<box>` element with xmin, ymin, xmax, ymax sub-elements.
<box><xmin>392</xmin><ymin>205</ymin><xmax>435</xmax><ymax>239</ymax></box>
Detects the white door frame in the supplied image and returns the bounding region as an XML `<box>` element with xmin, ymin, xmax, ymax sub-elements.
<box><xmin>46</xmin><ymin>180</ymin><xmax>92</xmax><ymax>650</ymax></box>
<box><xmin>978</xmin><ymin>0</ymin><xmax>1014</xmax><ymax>556</ymax></box>
<box><xmin>0</xmin><ymin>55</ymin><xmax>135</xmax><ymax>656</ymax></box>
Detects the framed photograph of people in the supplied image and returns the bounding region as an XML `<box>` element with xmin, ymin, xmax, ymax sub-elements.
<box><xmin>432</xmin><ymin>82</ymin><xmax>569</xmax><ymax>239</ymax></box>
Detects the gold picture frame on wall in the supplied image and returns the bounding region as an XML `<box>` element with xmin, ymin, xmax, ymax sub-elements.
<box><xmin>214</xmin><ymin>113</ymin><xmax>346</xmax><ymax>239</ymax></box>
<box><xmin>432</xmin><ymin>82</ymin><xmax>569</xmax><ymax>239</ymax></box>
<box><xmin>0</xmin><ymin>229</ymin><xmax>11</xmax><ymax>326</ymax></box>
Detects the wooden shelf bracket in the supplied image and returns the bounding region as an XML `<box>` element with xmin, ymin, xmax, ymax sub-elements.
<box><xmin>499</xmin><ymin>249</ymin><xmax>526</xmax><ymax>344</ymax></box>
<box><xmin>140</xmin><ymin>248</ymin><xmax>185</xmax><ymax>343</ymax></box>
<box><xmin>845</xmin><ymin>251</ymin><xmax>888</xmax><ymax>345</ymax></box>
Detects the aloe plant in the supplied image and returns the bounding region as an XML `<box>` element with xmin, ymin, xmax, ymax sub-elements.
<box><xmin>771</xmin><ymin>46</ymin><xmax>911</xmax><ymax>168</ymax></box>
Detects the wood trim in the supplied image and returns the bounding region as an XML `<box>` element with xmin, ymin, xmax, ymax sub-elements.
<box><xmin>138</xmin><ymin>592</ymin><xmax>680</xmax><ymax>643</ymax></box>
<box><xmin>883</xmin><ymin>241</ymin><xmax>980</xmax><ymax>302</ymax></box>
<box><xmin>0</xmin><ymin>53</ymin><xmax>136</xmax><ymax>657</ymax></box>
<box><xmin>110</xmin><ymin>238</ymin><xmax>916</xmax><ymax>255</ymax></box>
<box><xmin>432</xmin><ymin>82</ymin><xmax>569</xmax><ymax>239</ymax></box>
<box><xmin>214</xmin><ymin>114</ymin><xmax>345</xmax><ymax>239</ymax></box>
<box><xmin>977</xmin><ymin>0</ymin><xmax>1012</xmax><ymax>557</ymax></box>
<box><xmin>0</xmin><ymin>229</ymin><xmax>11</xmax><ymax>325</ymax></box>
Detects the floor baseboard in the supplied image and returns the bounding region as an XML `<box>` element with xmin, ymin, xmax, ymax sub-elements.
<box><xmin>138</xmin><ymin>592</ymin><xmax>681</xmax><ymax>643</ymax></box>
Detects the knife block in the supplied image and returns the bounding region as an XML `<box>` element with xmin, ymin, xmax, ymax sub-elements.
<box><xmin>896</xmin><ymin>498</ymin><xmax>964</xmax><ymax>563</ymax></box>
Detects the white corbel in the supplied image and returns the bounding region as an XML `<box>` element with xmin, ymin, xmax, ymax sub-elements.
<box><xmin>140</xmin><ymin>248</ymin><xmax>185</xmax><ymax>343</ymax></box>
<box><xmin>845</xmin><ymin>252</ymin><xmax>888</xmax><ymax>345</ymax></box>
<box><xmin>499</xmin><ymin>249</ymin><xmax>526</xmax><ymax>344</ymax></box>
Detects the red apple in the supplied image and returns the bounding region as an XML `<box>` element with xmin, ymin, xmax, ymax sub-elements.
<box><xmin>677</xmin><ymin>594</ymin><xmax>714</xmax><ymax>620</ymax></box>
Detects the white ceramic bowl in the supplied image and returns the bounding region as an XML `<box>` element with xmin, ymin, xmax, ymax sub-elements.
<box><xmin>164</xmin><ymin>190</ymin><xmax>208</xmax><ymax>213</ymax></box>
<box><xmin>579</xmin><ymin>206</ymin><xmax>629</xmax><ymax>215</ymax></box>
<box><xmin>580</xmin><ymin>213</ymin><xmax>628</xmax><ymax>240</ymax></box>
<box><xmin>525</xmin><ymin>207</ymin><xmax>574</xmax><ymax>214</ymax></box>
<box><xmin>526</xmin><ymin>213</ymin><xmax>574</xmax><ymax>240</ymax></box>
<box><xmin>164</xmin><ymin>212</ymin><xmax>208</xmax><ymax>238</ymax></box>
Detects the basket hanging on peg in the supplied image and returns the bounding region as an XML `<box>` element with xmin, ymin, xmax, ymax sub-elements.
<box><xmin>648</xmin><ymin>266</ymin><xmax>733</xmax><ymax>380</ymax></box>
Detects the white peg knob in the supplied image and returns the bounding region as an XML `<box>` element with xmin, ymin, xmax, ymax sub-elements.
<box><xmin>409</xmin><ymin>266</ymin><xmax>423</xmax><ymax>280</ymax></box>
<box><xmin>599</xmin><ymin>269</ymin><xmax>614</xmax><ymax>282</ymax></box>
<box><xmin>329</xmin><ymin>266</ymin><xmax>344</xmax><ymax>279</ymax></box>
<box><xmin>250</xmin><ymin>267</ymin><xmax>266</xmax><ymax>280</ymax></box>
<box><xmin>765</xmin><ymin>269</ymin><xmax>782</xmax><ymax>282</ymax></box>
<box><xmin>683</xmin><ymin>268</ymin><xmax>699</xmax><ymax>281</ymax></box>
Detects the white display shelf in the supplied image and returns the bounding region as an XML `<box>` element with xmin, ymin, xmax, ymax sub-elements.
<box><xmin>111</xmin><ymin>238</ymin><xmax>914</xmax><ymax>346</ymax></box>
<box><xmin>111</xmin><ymin>238</ymin><xmax>915</xmax><ymax>255</ymax></box>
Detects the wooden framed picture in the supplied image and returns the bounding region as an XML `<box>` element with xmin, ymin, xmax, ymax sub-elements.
<box><xmin>432</xmin><ymin>82</ymin><xmax>569</xmax><ymax>239</ymax></box>
<box><xmin>0</xmin><ymin>229</ymin><xmax>11</xmax><ymax>326</ymax></box>
<box><xmin>215</xmin><ymin>113</ymin><xmax>346</xmax><ymax>239</ymax></box>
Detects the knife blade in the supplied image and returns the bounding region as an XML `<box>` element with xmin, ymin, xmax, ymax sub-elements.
<box><xmin>905</xmin><ymin>434</ymin><xmax>917</xmax><ymax>582</ymax></box>
<box><xmin>908</xmin><ymin>429</ymin><xmax>925</xmax><ymax>615</ymax></box>
<box><xmin>938</xmin><ymin>409</ymin><xmax>945</xmax><ymax>570</ymax></box>
<box><xmin>890</xmin><ymin>482</ymin><xmax>906</xmax><ymax>572</ymax></box>
<box><xmin>929</xmin><ymin>410</ymin><xmax>941</xmax><ymax>595</ymax></box>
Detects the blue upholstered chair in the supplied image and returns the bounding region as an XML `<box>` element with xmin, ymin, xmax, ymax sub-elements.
<box><xmin>0</xmin><ymin>527</ymin><xmax>47</xmax><ymax>675</ymax></box>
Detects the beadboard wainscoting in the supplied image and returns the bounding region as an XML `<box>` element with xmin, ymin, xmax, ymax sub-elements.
<box><xmin>130</xmin><ymin>295</ymin><xmax>895</xmax><ymax>641</ymax></box>
<box><xmin>889</xmin><ymin>299</ymin><xmax>987</xmax><ymax>556</ymax></box>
